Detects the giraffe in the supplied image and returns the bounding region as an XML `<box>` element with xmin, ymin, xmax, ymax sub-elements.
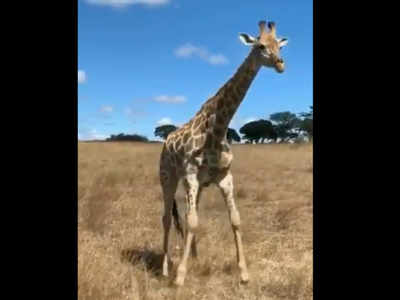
<box><xmin>159</xmin><ymin>20</ymin><xmax>288</xmax><ymax>286</ymax></box>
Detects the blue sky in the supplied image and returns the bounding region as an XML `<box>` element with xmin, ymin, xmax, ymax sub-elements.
<box><xmin>78</xmin><ymin>0</ymin><xmax>312</xmax><ymax>140</ymax></box>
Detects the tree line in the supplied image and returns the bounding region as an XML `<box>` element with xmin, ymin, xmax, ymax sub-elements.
<box><xmin>106</xmin><ymin>133</ymin><xmax>149</xmax><ymax>142</ymax></box>
<box><xmin>103</xmin><ymin>107</ymin><xmax>312</xmax><ymax>144</ymax></box>
<box><xmin>154</xmin><ymin>106</ymin><xmax>313</xmax><ymax>144</ymax></box>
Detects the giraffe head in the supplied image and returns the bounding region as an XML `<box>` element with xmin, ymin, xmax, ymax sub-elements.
<box><xmin>239</xmin><ymin>20</ymin><xmax>288</xmax><ymax>73</ymax></box>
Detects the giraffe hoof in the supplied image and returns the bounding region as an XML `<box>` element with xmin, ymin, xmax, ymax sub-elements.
<box><xmin>240</xmin><ymin>273</ymin><xmax>250</xmax><ymax>284</ymax></box>
<box><xmin>174</xmin><ymin>276</ymin><xmax>185</xmax><ymax>286</ymax></box>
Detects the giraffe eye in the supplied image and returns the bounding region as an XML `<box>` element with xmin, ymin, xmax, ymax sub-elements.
<box><xmin>259</xmin><ymin>45</ymin><xmax>266</xmax><ymax>50</ymax></box>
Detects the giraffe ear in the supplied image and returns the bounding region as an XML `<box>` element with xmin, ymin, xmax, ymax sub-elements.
<box><xmin>239</xmin><ymin>33</ymin><xmax>257</xmax><ymax>46</ymax></box>
<box><xmin>278</xmin><ymin>38</ymin><xmax>288</xmax><ymax>48</ymax></box>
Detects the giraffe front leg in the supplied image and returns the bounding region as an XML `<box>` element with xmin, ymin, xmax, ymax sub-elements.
<box><xmin>174</xmin><ymin>173</ymin><xmax>199</xmax><ymax>286</ymax></box>
<box><xmin>217</xmin><ymin>171</ymin><xmax>249</xmax><ymax>284</ymax></box>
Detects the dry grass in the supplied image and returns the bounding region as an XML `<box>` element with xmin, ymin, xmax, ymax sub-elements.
<box><xmin>78</xmin><ymin>142</ymin><xmax>313</xmax><ymax>300</ymax></box>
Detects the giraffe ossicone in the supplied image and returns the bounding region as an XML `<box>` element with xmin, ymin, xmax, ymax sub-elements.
<box><xmin>158</xmin><ymin>20</ymin><xmax>288</xmax><ymax>286</ymax></box>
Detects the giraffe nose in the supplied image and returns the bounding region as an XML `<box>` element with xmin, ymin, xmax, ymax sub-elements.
<box><xmin>277</xmin><ymin>58</ymin><xmax>283</xmax><ymax>63</ymax></box>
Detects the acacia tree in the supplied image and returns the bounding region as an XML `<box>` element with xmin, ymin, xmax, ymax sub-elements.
<box><xmin>154</xmin><ymin>124</ymin><xmax>178</xmax><ymax>140</ymax></box>
<box><xmin>239</xmin><ymin>120</ymin><xmax>260</xmax><ymax>143</ymax></box>
<box><xmin>259</xmin><ymin>120</ymin><xmax>278</xmax><ymax>143</ymax></box>
<box><xmin>239</xmin><ymin>119</ymin><xmax>276</xmax><ymax>143</ymax></box>
<box><xmin>226</xmin><ymin>128</ymin><xmax>241</xmax><ymax>144</ymax></box>
<box><xmin>270</xmin><ymin>111</ymin><xmax>301</xmax><ymax>142</ymax></box>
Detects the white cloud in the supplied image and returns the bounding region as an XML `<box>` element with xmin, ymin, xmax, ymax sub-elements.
<box><xmin>85</xmin><ymin>0</ymin><xmax>169</xmax><ymax>8</ymax></box>
<box><xmin>78</xmin><ymin>70</ymin><xmax>87</xmax><ymax>84</ymax></box>
<box><xmin>174</xmin><ymin>43</ymin><xmax>229</xmax><ymax>65</ymax></box>
<box><xmin>157</xmin><ymin>117</ymin><xmax>173</xmax><ymax>126</ymax></box>
<box><xmin>100</xmin><ymin>105</ymin><xmax>113</xmax><ymax>113</ymax></box>
<box><xmin>175</xmin><ymin>44</ymin><xmax>200</xmax><ymax>57</ymax></box>
<box><xmin>208</xmin><ymin>54</ymin><xmax>229</xmax><ymax>65</ymax></box>
<box><xmin>154</xmin><ymin>95</ymin><xmax>186</xmax><ymax>103</ymax></box>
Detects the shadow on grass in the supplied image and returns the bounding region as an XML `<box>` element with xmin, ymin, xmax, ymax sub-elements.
<box><xmin>121</xmin><ymin>247</ymin><xmax>166</xmax><ymax>277</ymax></box>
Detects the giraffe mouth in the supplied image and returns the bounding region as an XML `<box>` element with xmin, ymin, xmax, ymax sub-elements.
<box><xmin>275</xmin><ymin>61</ymin><xmax>285</xmax><ymax>73</ymax></box>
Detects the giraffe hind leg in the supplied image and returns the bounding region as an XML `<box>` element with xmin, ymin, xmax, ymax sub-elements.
<box><xmin>160</xmin><ymin>169</ymin><xmax>178</xmax><ymax>277</ymax></box>
<box><xmin>174</xmin><ymin>173</ymin><xmax>200</xmax><ymax>286</ymax></box>
<box><xmin>171</xmin><ymin>184</ymin><xmax>202</xmax><ymax>258</ymax></box>
<box><xmin>172</xmin><ymin>198</ymin><xmax>184</xmax><ymax>238</ymax></box>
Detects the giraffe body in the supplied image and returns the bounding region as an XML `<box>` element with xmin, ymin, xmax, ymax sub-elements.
<box><xmin>158</xmin><ymin>20</ymin><xmax>288</xmax><ymax>286</ymax></box>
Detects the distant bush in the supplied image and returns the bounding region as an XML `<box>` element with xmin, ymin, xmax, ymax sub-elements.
<box><xmin>106</xmin><ymin>133</ymin><xmax>148</xmax><ymax>142</ymax></box>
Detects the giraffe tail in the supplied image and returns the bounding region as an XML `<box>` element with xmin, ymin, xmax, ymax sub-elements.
<box><xmin>172</xmin><ymin>198</ymin><xmax>184</xmax><ymax>238</ymax></box>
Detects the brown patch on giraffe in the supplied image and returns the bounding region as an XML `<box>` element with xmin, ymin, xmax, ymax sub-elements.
<box><xmin>213</xmin><ymin>139</ymin><xmax>222</xmax><ymax>150</ymax></box>
<box><xmin>233</xmin><ymin>85</ymin><xmax>243</xmax><ymax>98</ymax></box>
<box><xmin>241</xmin><ymin>75</ymin><xmax>251</xmax><ymax>88</ymax></box>
<box><xmin>204</xmin><ymin>118</ymin><xmax>210</xmax><ymax>129</ymax></box>
<box><xmin>193</xmin><ymin>125</ymin><xmax>202</xmax><ymax>137</ymax></box>
<box><xmin>197</xmin><ymin>134</ymin><xmax>205</xmax><ymax>147</ymax></box>
<box><xmin>216</xmin><ymin>114</ymin><xmax>225</xmax><ymax>125</ymax></box>
<box><xmin>225</xmin><ymin>97</ymin><xmax>233</xmax><ymax>108</ymax></box>
<box><xmin>225</xmin><ymin>81</ymin><xmax>233</xmax><ymax>90</ymax></box>
<box><xmin>198</xmin><ymin>121</ymin><xmax>206</xmax><ymax>132</ymax></box>
<box><xmin>178</xmin><ymin>133</ymin><xmax>185</xmax><ymax>143</ymax></box>
<box><xmin>192</xmin><ymin>116</ymin><xmax>202</xmax><ymax>130</ymax></box>
<box><xmin>175</xmin><ymin>137</ymin><xmax>182</xmax><ymax>151</ymax></box>
<box><xmin>221</xmin><ymin>108</ymin><xmax>229</xmax><ymax>119</ymax></box>
<box><xmin>192</xmin><ymin>149</ymin><xmax>202</xmax><ymax>161</ymax></box>
<box><xmin>167</xmin><ymin>134</ymin><xmax>174</xmax><ymax>143</ymax></box>
<box><xmin>183</xmin><ymin>132</ymin><xmax>190</xmax><ymax>144</ymax></box>
<box><xmin>167</xmin><ymin>142</ymin><xmax>174</xmax><ymax>153</ymax></box>
<box><xmin>228</xmin><ymin>106</ymin><xmax>236</xmax><ymax>116</ymax></box>
<box><xmin>204</xmin><ymin>134</ymin><xmax>213</xmax><ymax>149</ymax></box>
<box><xmin>214</xmin><ymin>127</ymin><xmax>224</xmax><ymax>138</ymax></box>
<box><xmin>175</xmin><ymin>153</ymin><xmax>182</xmax><ymax>166</ymax></box>
<box><xmin>217</xmin><ymin>98</ymin><xmax>225</xmax><ymax>110</ymax></box>
<box><xmin>169</xmin><ymin>154</ymin><xmax>176</xmax><ymax>165</ymax></box>
<box><xmin>178</xmin><ymin>146</ymin><xmax>184</xmax><ymax>157</ymax></box>
<box><xmin>168</xmin><ymin>164</ymin><xmax>177</xmax><ymax>176</ymax></box>
<box><xmin>193</xmin><ymin>116</ymin><xmax>205</xmax><ymax>135</ymax></box>
<box><xmin>194</xmin><ymin>136</ymin><xmax>202</xmax><ymax>148</ymax></box>
<box><xmin>233</xmin><ymin>93</ymin><xmax>241</xmax><ymax>104</ymax></box>
<box><xmin>185</xmin><ymin>137</ymin><xmax>193</xmax><ymax>152</ymax></box>
<box><xmin>204</xmin><ymin>100</ymin><xmax>216</xmax><ymax>113</ymax></box>
<box><xmin>164</xmin><ymin>155</ymin><xmax>172</xmax><ymax>167</ymax></box>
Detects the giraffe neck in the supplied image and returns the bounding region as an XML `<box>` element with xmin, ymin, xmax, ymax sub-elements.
<box><xmin>201</xmin><ymin>48</ymin><xmax>261</xmax><ymax>140</ymax></box>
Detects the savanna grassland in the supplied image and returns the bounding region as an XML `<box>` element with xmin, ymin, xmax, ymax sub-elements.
<box><xmin>78</xmin><ymin>142</ymin><xmax>313</xmax><ymax>300</ymax></box>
